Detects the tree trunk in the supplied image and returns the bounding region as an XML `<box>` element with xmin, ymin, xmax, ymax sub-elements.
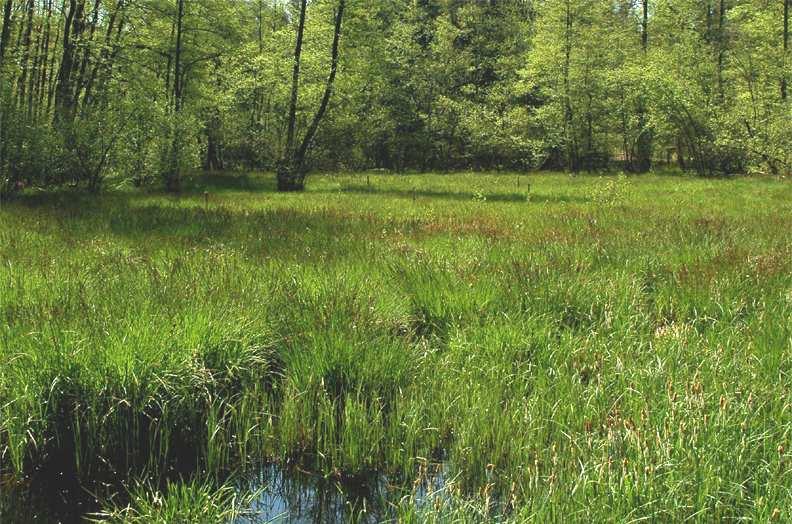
<box><xmin>252</xmin><ymin>0</ymin><xmax>264</xmax><ymax>132</ymax></box>
<box><xmin>258</xmin><ymin>0</ymin><xmax>263</xmax><ymax>54</ymax></box>
<box><xmin>584</xmin><ymin>63</ymin><xmax>593</xmax><ymax>171</ymax></box>
<box><xmin>0</xmin><ymin>0</ymin><xmax>13</xmax><ymax>73</ymax></box>
<box><xmin>206</xmin><ymin>127</ymin><xmax>223</xmax><ymax>171</ymax></box>
<box><xmin>26</xmin><ymin>10</ymin><xmax>44</xmax><ymax>119</ymax></box>
<box><xmin>83</xmin><ymin>0</ymin><xmax>122</xmax><ymax>108</ymax></box>
<box><xmin>705</xmin><ymin>1</ymin><xmax>713</xmax><ymax>43</ymax></box>
<box><xmin>91</xmin><ymin>9</ymin><xmax>125</xmax><ymax>106</ymax></box>
<box><xmin>676</xmin><ymin>135</ymin><xmax>686</xmax><ymax>169</ymax></box>
<box><xmin>277</xmin><ymin>0</ymin><xmax>346</xmax><ymax>192</ymax></box>
<box><xmin>173</xmin><ymin>0</ymin><xmax>184</xmax><ymax>113</ymax></box>
<box><xmin>634</xmin><ymin>0</ymin><xmax>653</xmax><ymax>173</ymax></box>
<box><xmin>295</xmin><ymin>0</ymin><xmax>346</xmax><ymax>166</ymax></box>
<box><xmin>0</xmin><ymin>0</ymin><xmax>11</xmax><ymax>193</ymax></box>
<box><xmin>784</xmin><ymin>0</ymin><xmax>789</xmax><ymax>100</ymax></box>
<box><xmin>562</xmin><ymin>0</ymin><xmax>576</xmax><ymax>172</ymax></box>
<box><xmin>73</xmin><ymin>0</ymin><xmax>101</xmax><ymax>111</ymax></box>
<box><xmin>283</xmin><ymin>0</ymin><xmax>306</xmax><ymax>156</ymax></box>
<box><xmin>55</xmin><ymin>0</ymin><xmax>83</xmax><ymax>122</ymax></box>
<box><xmin>164</xmin><ymin>19</ymin><xmax>175</xmax><ymax>105</ymax></box>
<box><xmin>15</xmin><ymin>0</ymin><xmax>35</xmax><ymax>110</ymax></box>
<box><xmin>166</xmin><ymin>0</ymin><xmax>185</xmax><ymax>193</ymax></box>
<box><xmin>36</xmin><ymin>0</ymin><xmax>53</xmax><ymax>118</ymax></box>
<box><xmin>716</xmin><ymin>0</ymin><xmax>727</xmax><ymax>101</ymax></box>
<box><xmin>205</xmin><ymin>60</ymin><xmax>224</xmax><ymax>172</ymax></box>
<box><xmin>277</xmin><ymin>0</ymin><xmax>308</xmax><ymax>191</ymax></box>
<box><xmin>46</xmin><ymin>3</ymin><xmax>63</xmax><ymax>113</ymax></box>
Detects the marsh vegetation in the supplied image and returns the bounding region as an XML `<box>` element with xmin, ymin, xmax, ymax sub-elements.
<box><xmin>1</xmin><ymin>172</ymin><xmax>790</xmax><ymax>522</ymax></box>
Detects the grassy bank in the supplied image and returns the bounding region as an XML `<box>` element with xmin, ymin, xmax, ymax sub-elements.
<box><xmin>1</xmin><ymin>172</ymin><xmax>791</xmax><ymax>521</ymax></box>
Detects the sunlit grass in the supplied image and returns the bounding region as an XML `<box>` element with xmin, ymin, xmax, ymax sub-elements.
<box><xmin>91</xmin><ymin>479</ymin><xmax>260</xmax><ymax>523</ymax></box>
<box><xmin>1</xmin><ymin>171</ymin><xmax>791</xmax><ymax>521</ymax></box>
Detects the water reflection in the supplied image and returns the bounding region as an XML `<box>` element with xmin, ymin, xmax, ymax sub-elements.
<box><xmin>237</xmin><ymin>463</ymin><xmax>451</xmax><ymax>523</ymax></box>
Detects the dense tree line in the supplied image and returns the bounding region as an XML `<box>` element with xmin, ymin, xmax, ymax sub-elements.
<box><xmin>0</xmin><ymin>0</ymin><xmax>789</xmax><ymax>195</ymax></box>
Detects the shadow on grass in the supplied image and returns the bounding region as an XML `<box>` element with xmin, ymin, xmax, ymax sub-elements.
<box><xmin>5</xmin><ymin>172</ymin><xmax>589</xmax><ymax>209</ymax></box>
<box><xmin>180</xmin><ymin>172</ymin><xmax>277</xmax><ymax>193</ymax></box>
<box><xmin>2</xmin><ymin>190</ymin><xmax>357</xmax><ymax>243</ymax></box>
<box><xmin>318</xmin><ymin>184</ymin><xmax>589</xmax><ymax>204</ymax></box>
<box><xmin>320</xmin><ymin>184</ymin><xmax>529</xmax><ymax>203</ymax></box>
<box><xmin>3</xmin><ymin>175</ymin><xmax>588</xmax><ymax>248</ymax></box>
<box><xmin>103</xmin><ymin>202</ymin><xmax>369</xmax><ymax>248</ymax></box>
<box><xmin>3</xmin><ymin>172</ymin><xmax>274</xmax><ymax>202</ymax></box>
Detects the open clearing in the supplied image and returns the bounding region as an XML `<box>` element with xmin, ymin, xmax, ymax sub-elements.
<box><xmin>1</xmin><ymin>173</ymin><xmax>791</xmax><ymax>522</ymax></box>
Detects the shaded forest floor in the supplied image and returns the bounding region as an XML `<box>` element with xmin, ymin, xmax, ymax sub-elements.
<box><xmin>1</xmin><ymin>172</ymin><xmax>791</xmax><ymax>522</ymax></box>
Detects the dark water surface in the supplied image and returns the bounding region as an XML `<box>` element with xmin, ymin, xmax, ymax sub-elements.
<box><xmin>0</xmin><ymin>463</ymin><xmax>451</xmax><ymax>523</ymax></box>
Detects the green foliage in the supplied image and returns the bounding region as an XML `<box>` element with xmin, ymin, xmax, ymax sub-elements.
<box><xmin>1</xmin><ymin>0</ymin><xmax>791</xmax><ymax>185</ymax></box>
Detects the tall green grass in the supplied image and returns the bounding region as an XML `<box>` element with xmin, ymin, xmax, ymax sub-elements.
<box><xmin>1</xmin><ymin>172</ymin><xmax>790</xmax><ymax>521</ymax></box>
<box><xmin>92</xmin><ymin>479</ymin><xmax>260</xmax><ymax>523</ymax></box>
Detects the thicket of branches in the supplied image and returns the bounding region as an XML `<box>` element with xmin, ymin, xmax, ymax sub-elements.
<box><xmin>0</xmin><ymin>0</ymin><xmax>789</xmax><ymax>196</ymax></box>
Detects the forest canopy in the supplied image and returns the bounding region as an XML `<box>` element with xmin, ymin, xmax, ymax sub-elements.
<box><xmin>0</xmin><ymin>0</ymin><xmax>790</xmax><ymax>195</ymax></box>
